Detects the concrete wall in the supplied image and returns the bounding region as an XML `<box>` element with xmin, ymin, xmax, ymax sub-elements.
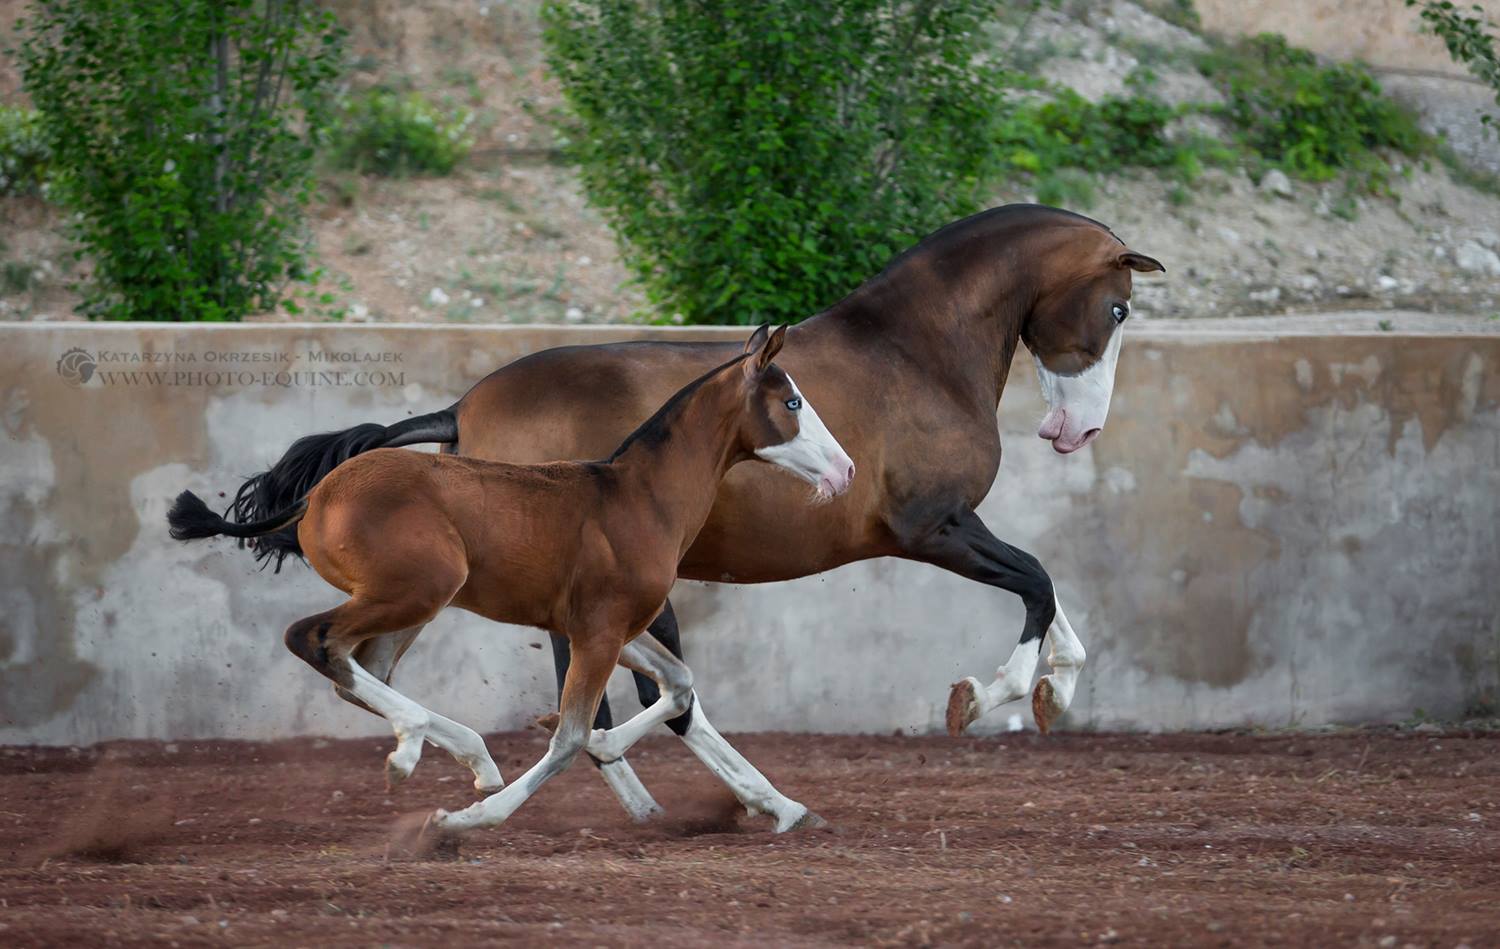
<box><xmin>2</xmin><ymin>323</ymin><xmax>1497</xmax><ymax>744</ymax></box>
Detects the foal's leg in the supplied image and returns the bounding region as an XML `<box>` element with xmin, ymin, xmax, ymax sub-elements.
<box><xmin>550</xmin><ymin>626</ymin><xmax>668</xmax><ymax>823</ymax></box>
<box><xmin>589</xmin><ymin>635</ymin><xmax>820</xmax><ymax>833</ymax></box>
<box><xmin>894</xmin><ymin>503</ymin><xmax>1085</xmax><ymax>734</ymax></box>
<box><xmin>340</xmin><ymin>627</ymin><xmax>503</xmax><ymax>793</ymax></box>
<box><xmin>432</xmin><ymin>635</ymin><xmax>620</xmax><ymax>834</ymax></box>
<box><xmin>286</xmin><ymin>603</ymin><xmax>503</xmax><ymax>793</ymax></box>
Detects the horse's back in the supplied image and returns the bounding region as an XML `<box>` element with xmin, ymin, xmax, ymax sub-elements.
<box><xmin>453</xmin><ymin>340</ymin><xmax>738</xmax><ymax>464</ymax></box>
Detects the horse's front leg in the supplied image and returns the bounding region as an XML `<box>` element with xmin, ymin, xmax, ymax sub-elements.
<box><xmin>893</xmin><ymin>503</ymin><xmax>1085</xmax><ymax>734</ymax></box>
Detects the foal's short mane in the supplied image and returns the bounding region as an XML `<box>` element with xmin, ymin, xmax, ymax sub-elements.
<box><xmin>605</xmin><ymin>353</ymin><xmax>751</xmax><ymax>463</ymax></box>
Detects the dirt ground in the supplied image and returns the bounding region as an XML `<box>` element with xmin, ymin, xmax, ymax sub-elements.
<box><xmin>1</xmin><ymin>729</ymin><xmax>1496</xmax><ymax>947</ymax></box>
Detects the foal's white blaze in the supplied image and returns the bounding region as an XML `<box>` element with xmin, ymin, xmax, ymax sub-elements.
<box><xmin>1035</xmin><ymin>318</ymin><xmax>1125</xmax><ymax>454</ymax></box>
<box><xmin>754</xmin><ymin>374</ymin><xmax>855</xmax><ymax>498</ymax></box>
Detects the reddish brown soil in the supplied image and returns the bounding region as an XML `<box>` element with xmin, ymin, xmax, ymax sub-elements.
<box><xmin>1</xmin><ymin>729</ymin><xmax>1497</xmax><ymax>947</ymax></box>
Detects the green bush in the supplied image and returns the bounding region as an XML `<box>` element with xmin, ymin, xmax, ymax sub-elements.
<box><xmin>0</xmin><ymin>105</ymin><xmax>49</xmax><ymax>196</ymax></box>
<box><xmin>328</xmin><ymin>88</ymin><xmax>473</xmax><ymax>177</ymax></box>
<box><xmin>997</xmin><ymin>89</ymin><xmax>1184</xmax><ymax>176</ymax></box>
<box><xmin>1198</xmin><ymin>34</ymin><xmax>1429</xmax><ymax>187</ymax></box>
<box><xmin>541</xmin><ymin>0</ymin><xmax>1007</xmax><ymax>325</ymax></box>
<box><xmin>16</xmin><ymin>0</ymin><xmax>344</xmax><ymax>321</ymax></box>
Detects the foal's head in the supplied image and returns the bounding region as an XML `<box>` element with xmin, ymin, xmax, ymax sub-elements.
<box><xmin>1021</xmin><ymin>214</ymin><xmax>1164</xmax><ymax>454</ymax></box>
<box><xmin>736</xmin><ymin>325</ymin><xmax>855</xmax><ymax>500</ymax></box>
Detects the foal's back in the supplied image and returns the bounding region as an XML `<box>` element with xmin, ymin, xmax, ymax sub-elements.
<box><xmin>299</xmin><ymin>448</ymin><xmax>645</xmax><ymax>633</ymax></box>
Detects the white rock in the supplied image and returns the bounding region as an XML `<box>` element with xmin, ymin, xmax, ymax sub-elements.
<box><xmin>564</xmin><ymin>306</ymin><xmax>585</xmax><ymax>322</ymax></box>
<box><xmin>1216</xmin><ymin>226</ymin><xmax>1241</xmax><ymax>244</ymax></box>
<box><xmin>347</xmin><ymin>302</ymin><xmax>370</xmax><ymax>322</ymax></box>
<box><xmin>1259</xmin><ymin>169</ymin><xmax>1293</xmax><ymax>198</ymax></box>
<box><xmin>1455</xmin><ymin>241</ymin><xmax>1500</xmax><ymax>276</ymax></box>
<box><xmin>1248</xmin><ymin>287</ymin><xmax>1282</xmax><ymax>305</ymax></box>
<box><xmin>1375</xmin><ymin>275</ymin><xmax>1399</xmax><ymax>293</ymax></box>
<box><xmin>471</xmin><ymin>298</ymin><xmax>485</xmax><ymax>309</ymax></box>
<box><xmin>427</xmin><ymin>287</ymin><xmax>451</xmax><ymax>306</ymax></box>
<box><xmin>1475</xmin><ymin>230</ymin><xmax>1499</xmax><ymax>250</ymax></box>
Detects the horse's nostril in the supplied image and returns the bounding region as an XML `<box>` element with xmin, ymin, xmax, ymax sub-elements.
<box><xmin>847</xmin><ymin>463</ymin><xmax>856</xmax><ymax>483</ymax></box>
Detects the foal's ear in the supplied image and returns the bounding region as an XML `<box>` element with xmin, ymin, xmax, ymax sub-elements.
<box><xmin>743</xmin><ymin>324</ymin><xmax>771</xmax><ymax>355</ymax></box>
<box><xmin>758</xmin><ymin>325</ymin><xmax>787</xmax><ymax>370</ymax></box>
<box><xmin>1118</xmin><ymin>251</ymin><xmax>1166</xmax><ymax>274</ymax></box>
<box><xmin>741</xmin><ymin>324</ymin><xmax>786</xmax><ymax>379</ymax></box>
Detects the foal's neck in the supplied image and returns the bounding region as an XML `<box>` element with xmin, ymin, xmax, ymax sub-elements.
<box><xmin>610</xmin><ymin>371</ymin><xmax>743</xmax><ymax>552</ymax></box>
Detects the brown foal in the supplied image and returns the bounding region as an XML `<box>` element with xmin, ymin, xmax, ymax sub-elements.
<box><xmin>167</xmin><ymin>326</ymin><xmax>853</xmax><ymax>835</ymax></box>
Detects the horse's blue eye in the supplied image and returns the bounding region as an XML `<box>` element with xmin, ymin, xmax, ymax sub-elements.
<box><xmin>1112</xmin><ymin>303</ymin><xmax>1128</xmax><ymax>323</ymax></box>
<box><xmin>785</xmin><ymin>397</ymin><xmax>802</xmax><ymax>411</ymax></box>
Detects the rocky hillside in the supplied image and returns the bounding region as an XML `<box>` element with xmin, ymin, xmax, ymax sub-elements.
<box><xmin>1</xmin><ymin>0</ymin><xmax>1497</xmax><ymax>326</ymax></box>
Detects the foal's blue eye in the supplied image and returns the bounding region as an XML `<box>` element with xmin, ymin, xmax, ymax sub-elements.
<box><xmin>1112</xmin><ymin>303</ymin><xmax>1129</xmax><ymax>323</ymax></box>
<box><xmin>784</xmin><ymin>397</ymin><xmax>802</xmax><ymax>411</ymax></box>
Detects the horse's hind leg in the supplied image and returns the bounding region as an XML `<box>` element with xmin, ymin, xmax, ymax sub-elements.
<box><xmin>591</xmin><ymin>635</ymin><xmax>819</xmax><ymax>833</ymax></box>
<box><xmin>340</xmin><ymin>627</ymin><xmax>503</xmax><ymax>793</ymax></box>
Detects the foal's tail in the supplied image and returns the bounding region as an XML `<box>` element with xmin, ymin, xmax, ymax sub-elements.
<box><xmin>222</xmin><ymin>407</ymin><xmax>459</xmax><ymax>571</ymax></box>
<box><xmin>168</xmin><ymin>492</ymin><xmax>308</xmax><ymax>541</ymax></box>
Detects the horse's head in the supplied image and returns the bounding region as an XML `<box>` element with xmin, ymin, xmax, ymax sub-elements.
<box><xmin>1023</xmin><ymin>227</ymin><xmax>1164</xmax><ymax>454</ymax></box>
<box><xmin>738</xmin><ymin>325</ymin><xmax>855</xmax><ymax>499</ymax></box>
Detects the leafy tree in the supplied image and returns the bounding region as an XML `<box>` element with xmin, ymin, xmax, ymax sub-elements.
<box><xmin>1405</xmin><ymin>1</ymin><xmax>1500</xmax><ymax>130</ymax></box>
<box><xmin>16</xmin><ymin>0</ymin><xmax>344</xmax><ymax>321</ymax></box>
<box><xmin>541</xmin><ymin>0</ymin><xmax>1008</xmax><ymax>325</ymax></box>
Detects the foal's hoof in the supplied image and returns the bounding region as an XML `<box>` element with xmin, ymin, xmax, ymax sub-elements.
<box><xmin>774</xmin><ymin>805</ymin><xmax>830</xmax><ymax>833</ymax></box>
<box><xmin>384</xmin><ymin>755</ymin><xmax>414</xmax><ymax>792</ymax></box>
<box><xmin>387</xmin><ymin>811</ymin><xmax>462</xmax><ymax>862</ymax></box>
<box><xmin>946</xmin><ymin>677</ymin><xmax>984</xmax><ymax>736</ymax></box>
<box><xmin>1032</xmin><ymin>677</ymin><xmax>1064</xmax><ymax>735</ymax></box>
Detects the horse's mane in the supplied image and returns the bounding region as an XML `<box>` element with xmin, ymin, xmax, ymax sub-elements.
<box><xmin>879</xmin><ymin>204</ymin><xmax>1121</xmax><ymax>275</ymax></box>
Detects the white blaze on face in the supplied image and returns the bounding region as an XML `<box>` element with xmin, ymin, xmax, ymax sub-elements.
<box><xmin>1035</xmin><ymin>319</ymin><xmax>1125</xmax><ymax>454</ymax></box>
<box><xmin>753</xmin><ymin>373</ymin><xmax>855</xmax><ymax>499</ymax></box>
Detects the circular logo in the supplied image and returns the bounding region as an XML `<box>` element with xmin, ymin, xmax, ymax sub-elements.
<box><xmin>56</xmin><ymin>347</ymin><xmax>96</xmax><ymax>387</ymax></box>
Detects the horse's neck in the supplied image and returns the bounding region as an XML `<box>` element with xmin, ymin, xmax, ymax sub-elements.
<box><xmin>810</xmin><ymin>254</ymin><xmax>1027</xmax><ymax>412</ymax></box>
<box><xmin>614</xmin><ymin>383</ymin><xmax>740</xmax><ymax>548</ymax></box>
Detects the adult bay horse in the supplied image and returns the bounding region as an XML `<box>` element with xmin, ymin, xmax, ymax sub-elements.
<box><xmin>227</xmin><ymin>203</ymin><xmax>1164</xmax><ymax>822</ymax></box>
<box><xmin>170</xmin><ymin>327</ymin><xmax>852</xmax><ymax>834</ymax></box>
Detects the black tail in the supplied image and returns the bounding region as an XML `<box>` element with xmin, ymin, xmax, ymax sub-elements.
<box><xmin>169</xmin><ymin>492</ymin><xmax>308</xmax><ymax>541</ymax></box>
<box><xmin>224</xmin><ymin>407</ymin><xmax>459</xmax><ymax>570</ymax></box>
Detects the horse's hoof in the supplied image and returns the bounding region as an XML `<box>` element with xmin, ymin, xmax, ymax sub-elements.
<box><xmin>474</xmin><ymin>780</ymin><xmax>504</xmax><ymax>796</ymax></box>
<box><xmin>533</xmin><ymin>711</ymin><xmax>560</xmax><ymax>734</ymax></box>
<box><xmin>1032</xmin><ymin>677</ymin><xmax>1062</xmax><ymax>735</ymax></box>
<box><xmin>946</xmin><ymin>677</ymin><xmax>983</xmax><ymax>736</ymax></box>
<box><xmin>386</xmin><ymin>811</ymin><xmax>461</xmax><ymax>862</ymax></box>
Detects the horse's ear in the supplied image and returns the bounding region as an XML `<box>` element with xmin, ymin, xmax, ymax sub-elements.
<box><xmin>743</xmin><ymin>324</ymin><xmax>771</xmax><ymax>355</ymax></box>
<box><xmin>1118</xmin><ymin>251</ymin><xmax>1165</xmax><ymax>274</ymax></box>
<box><xmin>758</xmin><ymin>325</ymin><xmax>787</xmax><ymax>370</ymax></box>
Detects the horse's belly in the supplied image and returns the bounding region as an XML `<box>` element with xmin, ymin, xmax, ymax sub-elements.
<box><xmin>677</xmin><ymin>467</ymin><xmax>894</xmax><ymax>584</ymax></box>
